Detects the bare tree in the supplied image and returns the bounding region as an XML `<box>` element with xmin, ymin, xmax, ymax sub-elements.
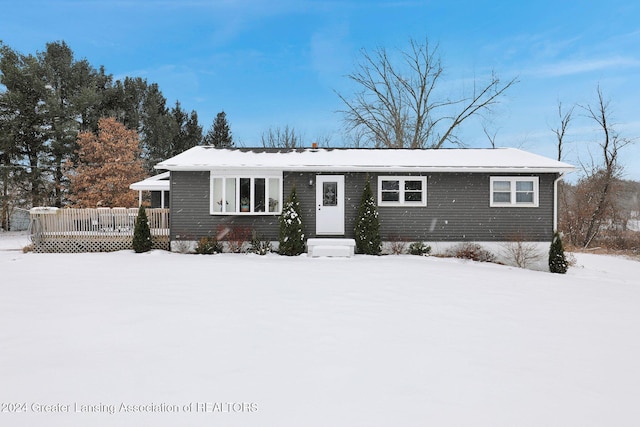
<box><xmin>575</xmin><ymin>86</ymin><xmax>633</xmax><ymax>248</ymax></box>
<box><xmin>337</xmin><ymin>37</ymin><xmax>518</xmax><ymax>149</ymax></box>
<box><xmin>551</xmin><ymin>101</ymin><xmax>574</xmax><ymax>161</ymax></box>
<box><xmin>261</xmin><ymin>125</ymin><xmax>303</xmax><ymax>148</ymax></box>
<box><xmin>552</xmin><ymin>101</ymin><xmax>575</xmax><ymax>241</ymax></box>
<box><xmin>482</xmin><ymin>124</ymin><xmax>499</xmax><ymax>149</ymax></box>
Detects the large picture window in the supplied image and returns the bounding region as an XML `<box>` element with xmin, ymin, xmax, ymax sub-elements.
<box><xmin>377</xmin><ymin>176</ymin><xmax>427</xmax><ymax>206</ymax></box>
<box><xmin>490</xmin><ymin>176</ymin><xmax>539</xmax><ymax>207</ymax></box>
<box><xmin>211</xmin><ymin>173</ymin><xmax>282</xmax><ymax>215</ymax></box>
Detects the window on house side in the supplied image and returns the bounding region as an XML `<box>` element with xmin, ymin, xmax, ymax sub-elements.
<box><xmin>378</xmin><ymin>176</ymin><xmax>427</xmax><ymax>206</ymax></box>
<box><xmin>490</xmin><ymin>177</ymin><xmax>539</xmax><ymax>207</ymax></box>
<box><xmin>211</xmin><ymin>174</ymin><xmax>283</xmax><ymax>215</ymax></box>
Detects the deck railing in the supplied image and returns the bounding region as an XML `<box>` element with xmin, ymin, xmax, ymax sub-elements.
<box><xmin>30</xmin><ymin>207</ymin><xmax>170</xmax><ymax>253</ymax></box>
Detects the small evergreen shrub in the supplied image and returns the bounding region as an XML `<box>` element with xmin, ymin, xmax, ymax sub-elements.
<box><xmin>279</xmin><ymin>186</ymin><xmax>305</xmax><ymax>256</ymax></box>
<box><xmin>450</xmin><ymin>242</ymin><xmax>496</xmax><ymax>263</ymax></box>
<box><xmin>132</xmin><ymin>205</ymin><xmax>152</xmax><ymax>253</ymax></box>
<box><xmin>195</xmin><ymin>236</ymin><xmax>223</xmax><ymax>254</ymax></box>
<box><xmin>248</xmin><ymin>231</ymin><xmax>272</xmax><ymax>255</ymax></box>
<box><xmin>354</xmin><ymin>178</ymin><xmax>381</xmax><ymax>255</ymax></box>
<box><xmin>549</xmin><ymin>231</ymin><xmax>569</xmax><ymax>274</ymax></box>
<box><xmin>408</xmin><ymin>242</ymin><xmax>431</xmax><ymax>256</ymax></box>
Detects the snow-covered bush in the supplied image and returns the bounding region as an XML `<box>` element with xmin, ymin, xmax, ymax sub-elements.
<box><xmin>248</xmin><ymin>231</ymin><xmax>272</xmax><ymax>255</ymax></box>
<box><xmin>354</xmin><ymin>178</ymin><xmax>381</xmax><ymax>255</ymax></box>
<box><xmin>408</xmin><ymin>242</ymin><xmax>431</xmax><ymax>256</ymax></box>
<box><xmin>449</xmin><ymin>242</ymin><xmax>496</xmax><ymax>263</ymax></box>
<box><xmin>172</xmin><ymin>239</ymin><xmax>194</xmax><ymax>254</ymax></box>
<box><xmin>549</xmin><ymin>231</ymin><xmax>569</xmax><ymax>274</ymax></box>
<box><xmin>132</xmin><ymin>205</ymin><xmax>152</xmax><ymax>253</ymax></box>
<box><xmin>195</xmin><ymin>236</ymin><xmax>223</xmax><ymax>254</ymax></box>
<box><xmin>278</xmin><ymin>186</ymin><xmax>305</xmax><ymax>256</ymax></box>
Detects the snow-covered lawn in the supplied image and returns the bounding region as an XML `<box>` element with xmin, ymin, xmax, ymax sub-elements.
<box><xmin>1</xmin><ymin>232</ymin><xmax>639</xmax><ymax>427</ymax></box>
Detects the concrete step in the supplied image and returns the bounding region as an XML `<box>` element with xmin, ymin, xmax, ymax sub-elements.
<box><xmin>307</xmin><ymin>238</ymin><xmax>356</xmax><ymax>258</ymax></box>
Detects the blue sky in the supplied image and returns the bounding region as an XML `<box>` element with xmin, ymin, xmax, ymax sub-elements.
<box><xmin>2</xmin><ymin>0</ymin><xmax>639</xmax><ymax>180</ymax></box>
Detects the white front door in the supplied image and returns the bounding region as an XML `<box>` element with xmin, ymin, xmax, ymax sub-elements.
<box><xmin>316</xmin><ymin>175</ymin><xmax>345</xmax><ymax>235</ymax></box>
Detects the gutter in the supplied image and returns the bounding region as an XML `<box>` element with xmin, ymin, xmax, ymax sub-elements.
<box><xmin>554</xmin><ymin>172</ymin><xmax>571</xmax><ymax>232</ymax></box>
<box><xmin>155</xmin><ymin>165</ymin><xmax>576</xmax><ymax>174</ymax></box>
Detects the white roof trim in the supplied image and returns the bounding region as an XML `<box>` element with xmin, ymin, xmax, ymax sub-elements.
<box><xmin>155</xmin><ymin>147</ymin><xmax>575</xmax><ymax>174</ymax></box>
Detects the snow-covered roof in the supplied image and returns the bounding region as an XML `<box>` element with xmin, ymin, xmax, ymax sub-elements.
<box><xmin>155</xmin><ymin>147</ymin><xmax>575</xmax><ymax>174</ymax></box>
<box><xmin>129</xmin><ymin>172</ymin><xmax>170</xmax><ymax>191</ymax></box>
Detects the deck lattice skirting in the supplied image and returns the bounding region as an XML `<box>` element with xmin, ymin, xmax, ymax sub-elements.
<box><xmin>30</xmin><ymin>208</ymin><xmax>170</xmax><ymax>253</ymax></box>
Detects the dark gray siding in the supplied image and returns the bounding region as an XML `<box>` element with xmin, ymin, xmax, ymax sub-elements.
<box><xmin>170</xmin><ymin>171</ymin><xmax>280</xmax><ymax>241</ymax></box>
<box><xmin>375</xmin><ymin>172</ymin><xmax>557</xmax><ymax>241</ymax></box>
<box><xmin>170</xmin><ymin>170</ymin><xmax>558</xmax><ymax>242</ymax></box>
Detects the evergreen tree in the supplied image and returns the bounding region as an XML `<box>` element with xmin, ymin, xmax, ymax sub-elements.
<box><xmin>549</xmin><ymin>231</ymin><xmax>569</xmax><ymax>274</ymax></box>
<box><xmin>0</xmin><ymin>43</ymin><xmax>49</xmax><ymax>207</ymax></box>
<box><xmin>354</xmin><ymin>178</ymin><xmax>382</xmax><ymax>255</ymax></box>
<box><xmin>140</xmin><ymin>83</ymin><xmax>174</xmax><ymax>172</ymax></box>
<box><xmin>204</xmin><ymin>111</ymin><xmax>233</xmax><ymax>147</ymax></box>
<box><xmin>278</xmin><ymin>185</ymin><xmax>305</xmax><ymax>256</ymax></box>
<box><xmin>40</xmin><ymin>41</ymin><xmax>105</xmax><ymax>206</ymax></box>
<box><xmin>169</xmin><ymin>101</ymin><xmax>202</xmax><ymax>156</ymax></box>
<box><xmin>132</xmin><ymin>205</ymin><xmax>152</xmax><ymax>253</ymax></box>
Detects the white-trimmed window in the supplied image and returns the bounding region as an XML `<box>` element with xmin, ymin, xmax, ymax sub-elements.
<box><xmin>210</xmin><ymin>172</ymin><xmax>282</xmax><ymax>215</ymax></box>
<box><xmin>377</xmin><ymin>176</ymin><xmax>427</xmax><ymax>206</ymax></box>
<box><xmin>490</xmin><ymin>176</ymin><xmax>539</xmax><ymax>207</ymax></box>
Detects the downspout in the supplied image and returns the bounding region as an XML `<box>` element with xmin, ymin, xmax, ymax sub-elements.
<box><xmin>553</xmin><ymin>172</ymin><xmax>567</xmax><ymax>232</ymax></box>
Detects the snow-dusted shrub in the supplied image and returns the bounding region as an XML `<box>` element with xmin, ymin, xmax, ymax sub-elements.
<box><xmin>195</xmin><ymin>236</ymin><xmax>223</xmax><ymax>255</ymax></box>
<box><xmin>354</xmin><ymin>178</ymin><xmax>381</xmax><ymax>255</ymax></box>
<box><xmin>450</xmin><ymin>242</ymin><xmax>496</xmax><ymax>263</ymax></box>
<box><xmin>549</xmin><ymin>231</ymin><xmax>569</xmax><ymax>274</ymax></box>
<box><xmin>132</xmin><ymin>205</ymin><xmax>152</xmax><ymax>253</ymax></box>
<box><xmin>173</xmin><ymin>239</ymin><xmax>193</xmax><ymax>254</ymax></box>
<box><xmin>278</xmin><ymin>185</ymin><xmax>305</xmax><ymax>256</ymax></box>
<box><xmin>248</xmin><ymin>231</ymin><xmax>272</xmax><ymax>255</ymax></box>
<box><xmin>408</xmin><ymin>242</ymin><xmax>431</xmax><ymax>256</ymax></box>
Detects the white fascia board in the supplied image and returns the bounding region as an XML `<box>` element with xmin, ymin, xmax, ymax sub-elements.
<box><xmin>129</xmin><ymin>181</ymin><xmax>171</xmax><ymax>191</ymax></box>
<box><xmin>157</xmin><ymin>165</ymin><xmax>575</xmax><ymax>174</ymax></box>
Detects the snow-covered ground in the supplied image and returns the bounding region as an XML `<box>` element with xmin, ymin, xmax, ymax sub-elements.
<box><xmin>1</xmin><ymin>232</ymin><xmax>639</xmax><ymax>427</ymax></box>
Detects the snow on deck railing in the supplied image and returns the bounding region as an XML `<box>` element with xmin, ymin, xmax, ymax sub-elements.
<box><xmin>30</xmin><ymin>208</ymin><xmax>169</xmax><ymax>236</ymax></box>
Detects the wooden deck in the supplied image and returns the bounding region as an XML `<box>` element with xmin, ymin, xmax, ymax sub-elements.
<box><xmin>30</xmin><ymin>208</ymin><xmax>170</xmax><ymax>253</ymax></box>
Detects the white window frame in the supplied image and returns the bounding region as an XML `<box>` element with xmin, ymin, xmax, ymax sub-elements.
<box><xmin>210</xmin><ymin>171</ymin><xmax>283</xmax><ymax>215</ymax></box>
<box><xmin>377</xmin><ymin>176</ymin><xmax>427</xmax><ymax>207</ymax></box>
<box><xmin>490</xmin><ymin>176</ymin><xmax>539</xmax><ymax>207</ymax></box>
